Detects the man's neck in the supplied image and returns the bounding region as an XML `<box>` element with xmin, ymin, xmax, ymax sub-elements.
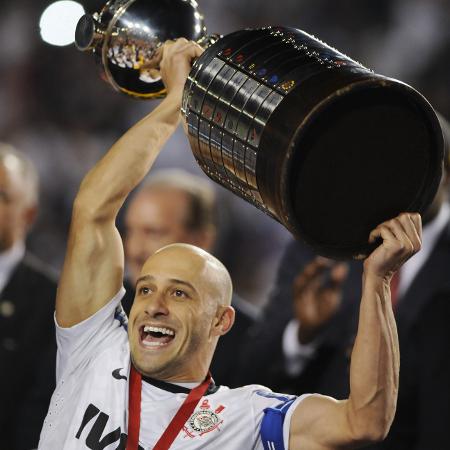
<box><xmin>141</xmin><ymin>375</ymin><xmax>199</xmax><ymax>392</ymax></box>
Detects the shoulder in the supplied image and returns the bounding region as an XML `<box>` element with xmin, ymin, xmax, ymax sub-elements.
<box><xmin>2</xmin><ymin>253</ymin><xmax>57</xmax><ymax>316</ymax></box>
<box><xmin>430</xmin><ymin>220</ymin><xmax>450</xmax><ymax>258</ymax></box>
<box><xmin>16</xmin><ymin>253</ymin><xmax>58</xmax><ymax>288</ymax></box>
<box><xmin>220</xmin><ymin>384</ymin><xmax>297</xmax><ymax>406</ymax></box>
<box><xmin>231</xmin><ymin>294</ymin><xmax>259</xmax><ymax>323</ymax></box>
<box><xmin>416</xmin><ymin>293</ymin><xmax>450</xmax><ymax>343</ymax></box>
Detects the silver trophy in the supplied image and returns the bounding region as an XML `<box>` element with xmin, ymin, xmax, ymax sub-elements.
<box><xmin>75</xmin><ymin>0</ymin><xmax>445</xmax><ymax>259</ymax></box>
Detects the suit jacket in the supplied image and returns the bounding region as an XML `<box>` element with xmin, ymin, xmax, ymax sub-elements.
<box><xmin>121</xmin><ymin>279</ymin><xmax>257</xmax><ymax>388</ymax></box>
<box><xmin>0</xmin><ymin>253</ymin><xmax>57</xmax><ymax>449</ymax></box>
<box><xmin>237</xmin><ymin>220</ymin><xmax>450</xmax><ymax>450</ymax></box>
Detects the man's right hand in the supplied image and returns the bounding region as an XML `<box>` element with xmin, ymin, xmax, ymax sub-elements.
<box><xmin>159</xmin><ymin>38</ymin><xmax>203</xmax><ymax>99</ymax></box>
<box><xmin>293</xmin><ymin>258</ymin><xmax>348</xmax><ymax>344</ymax></box>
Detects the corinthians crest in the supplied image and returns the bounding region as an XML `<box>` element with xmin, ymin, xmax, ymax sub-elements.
<box><xmin>183</xmin><ymin>400</ymin><xmax>225</xmax><ymax>438</ymax></box>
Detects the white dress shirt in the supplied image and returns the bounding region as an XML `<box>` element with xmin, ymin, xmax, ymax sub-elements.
<box><xmin>0</xmin><ymin>241</ymin><xmax>25</xmax><ymax>295</ymax></box>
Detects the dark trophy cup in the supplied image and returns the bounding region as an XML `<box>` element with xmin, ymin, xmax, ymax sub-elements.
<box><xmin>75</xmin><ymin>0</ymin><xmax>445</xmax><ymax>259</ymax></box>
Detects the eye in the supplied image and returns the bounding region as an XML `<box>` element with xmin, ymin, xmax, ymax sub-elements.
<box><xmin>173</xmin><ymin>289</ymin><xmax>188</xmax><ymax>299</ymax></box>
<box><xmin>138</xmin><ymin>286</ymin><xmax>151</xmax><ymax>295</ymax></box>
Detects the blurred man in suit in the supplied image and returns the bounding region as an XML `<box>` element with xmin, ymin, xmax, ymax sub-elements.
<box><xmin>238</xmin><ymin>118</ymin><xmax>450</xmax><ymax>450</ymax></box>
<box><xmin>0</xmin><ymin>143</ymin><xmax>57</xmax><ymax>449</ymax></box>
<box><xmin>121</xmin><ymin>169</ymin><xmax>258</xmax><ymax>387</ymax></box>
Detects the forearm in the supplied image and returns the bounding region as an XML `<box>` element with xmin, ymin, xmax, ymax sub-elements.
<box><xmin>346</xmin><ymin>274</ymin><xmax>399</xmax><ymax>441</ymax></box>
<box><xmin>75</xmin><ymin>93</ymin><xmax>181</xmax><ymax>221</ymax></box>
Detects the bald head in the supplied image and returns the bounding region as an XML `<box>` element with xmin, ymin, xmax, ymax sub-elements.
<box><xmin>0</xmin><ymin>143</ymin><xmax>39</xmax><ymax>208</ymax></box>
<box><xmin>147</xmin><ymin>243</ymin><xmax>233</xmax><ymax>308</ymax></box>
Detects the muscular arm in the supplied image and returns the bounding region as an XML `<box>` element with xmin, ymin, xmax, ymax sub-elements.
<box><xmin>56</xmin><ymin>40</ymin><xmax>203</xmax><ymax>327</ymax></box>
<box><xmin>289</xmin><ymin>213</ymin><xmax>421</xmax><ymax>450</ymax></box>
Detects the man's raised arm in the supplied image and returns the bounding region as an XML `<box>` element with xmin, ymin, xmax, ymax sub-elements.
<box><xmin>288</xmin><ymin>213</ymin><xmax>422</xmax><ymax>449</ymax></box>
<box><xmin>56</xmin><ymin>40</ymin><xmax>203</xmax><ymax>327</ymax></box>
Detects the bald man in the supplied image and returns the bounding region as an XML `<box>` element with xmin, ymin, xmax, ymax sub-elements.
<box><xmin>38</xmin><ymin>40</ymin><xmax>422</xmax><ymax>450</ymax></box>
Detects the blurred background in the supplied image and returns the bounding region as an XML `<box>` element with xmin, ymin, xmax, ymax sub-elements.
<box><xmin>1</xmin><ymin>0</ymin><xmax>449</xmax><ymax>307</ymax></box>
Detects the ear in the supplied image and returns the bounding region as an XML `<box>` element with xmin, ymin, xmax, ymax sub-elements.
<box><xmin>23</xmin><ymin>205</ymin><xmax>38</xmax><ymax>230</ymax></box>
<box><xmin>211</xmin><ymin>305</ymin><xmax>235</xmax><ymax>337</ymax></box>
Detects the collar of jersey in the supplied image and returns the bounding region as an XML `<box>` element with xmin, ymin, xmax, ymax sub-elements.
<box><xmin>141</xmin><ymin>374</ymin><xmax>219</xmax><ymax>395</ymax></box>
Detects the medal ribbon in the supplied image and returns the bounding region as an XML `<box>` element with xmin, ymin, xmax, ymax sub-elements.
<box><xmin>126</xmin><ymin>365</ymin><xmax>212</xmax><ymax>450</ymax></box>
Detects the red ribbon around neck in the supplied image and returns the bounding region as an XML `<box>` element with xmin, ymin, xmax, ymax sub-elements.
<box><xmin>126</xmin><ymin>365</ymin><xmax>212</xmax><ymax>450</ymax></box>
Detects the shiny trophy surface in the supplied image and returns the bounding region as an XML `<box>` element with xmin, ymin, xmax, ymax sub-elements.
<box><xmin>75</xmin><ymin>0</ymin><xmax>213</xmax><ymax>98</ymax></box>
<box><xmin>76</xmin><ymin>0</ymin><xmax>445</xmax><ymax>259</ymax></box>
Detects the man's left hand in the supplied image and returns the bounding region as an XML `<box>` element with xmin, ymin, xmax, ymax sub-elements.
<box><xmin>364</xmin><ymin>212</ymin><xmax>422</xmax><ymax>281</ymax></box>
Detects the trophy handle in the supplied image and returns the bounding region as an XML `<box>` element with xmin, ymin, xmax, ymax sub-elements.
<box><xmin>75</xmin><ymin>14</ymin><xmax>102</xmax><ymax>51</ymax></box>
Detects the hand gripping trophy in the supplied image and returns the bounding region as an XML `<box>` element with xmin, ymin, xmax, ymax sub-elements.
<box><xmin>75</xmin><ymin>0</ymin><xmax>445</xmax><ymax>259</ymax></box>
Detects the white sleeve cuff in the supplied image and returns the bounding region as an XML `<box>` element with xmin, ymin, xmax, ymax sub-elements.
<box><xmin>282</xmin><ymin>393</ymin><xmax>313</xmax><ymax>446</ymax></box>
<box><xmin>282</xmin><ymin>320</ymin><xmax>320</xmax><ymax>376</ymax></box>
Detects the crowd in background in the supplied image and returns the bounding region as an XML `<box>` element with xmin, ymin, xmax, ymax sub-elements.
<box><xmin>0</xmin><ymin>0</ymin><xmax>449</xmax><ymax>449</ymax></box>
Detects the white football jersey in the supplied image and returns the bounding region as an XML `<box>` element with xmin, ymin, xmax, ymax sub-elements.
<box><xmin>38</xmin><ymin>289</ymin><xmax>309</xmax><ymax>449</ymax></box>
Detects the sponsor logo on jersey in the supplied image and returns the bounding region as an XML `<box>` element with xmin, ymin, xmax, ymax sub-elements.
<box><xmin>114</xmin><ymin>305</ymin><xmax>128</xmax><ymax>330</ymax></box>
<box><xmin>183</xmin><ymin>399</ymin><xmax>225</xmax><ymax>439</ymax></box>
<box><xmin>76</xmin><ymin>403</ymin><xmax>144</xmax><ymax>450</ymax></box>
<box><xmin>112</xmin><ymin>368</ymin><xmax>128</xmax><ymax>381</ymax></box>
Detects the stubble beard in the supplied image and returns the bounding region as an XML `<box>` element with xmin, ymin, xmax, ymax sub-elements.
<box><xmin>131</xmin><ymin>328</ymin><xmax>204</xmax><ymax>381</ymax></box>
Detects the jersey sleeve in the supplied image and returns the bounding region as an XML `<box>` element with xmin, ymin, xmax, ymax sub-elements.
<box><xmin>54</xmin><ymin>287</ymin><xmax>127</xmax><ymax>382</ymax></box>
<box><xmin>249</xmin><ymin>386</ymin><xmax>312</xmax><ymax>450</ymax></box>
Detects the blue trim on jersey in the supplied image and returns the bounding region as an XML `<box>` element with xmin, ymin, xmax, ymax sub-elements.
<box><xmin>260</xmin><ymin>398</ymin><xmax>296</xmax><ymax>450</ymax></box>
<box><xmin>255</xmin><ymin>390</ymin><xmax>292</xmax><ymax>403</ymax></box>
<box><xmin>114</xmin><ymin>305</ymin><xmax>128</xmax><ymax>331</ymax></box>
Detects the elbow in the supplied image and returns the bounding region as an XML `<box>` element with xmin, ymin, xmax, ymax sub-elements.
<box><xmin>72</xmin><ymin>181</ymin><xmax>115</xmax><ymax>224</ymax></box>
<box><xmin>72</xmin><ymin>190</ymin><xmax>100</xmax><ymax>223</ymax></box>
<box><xmin>351</xmin><ymin>423</ymin><xmax>390</xmax><ymax>445</ymax></box>
<box><xmin>346</xmin><ymin>403</ymin><xmax>395</xmax><ymax>445</ymax></box>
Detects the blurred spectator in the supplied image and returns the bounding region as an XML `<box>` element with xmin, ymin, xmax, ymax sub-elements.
<box><xmin>0</xmin><ymin>143</ymin><xmax>57</xmax><ymax>449</ymax></box>
<box><xmin>237</xmin><ymin>119</ymin><xmax>450</xmax><ymax>449</ymax></box>
<box><xmin>121</xmin><ymin>169</ymin><xmax>259</xmax><ymax>386</ymax></box>
<box><xmin>416</xmin><ymin>39</ymin><xmax>450</xmax><ymax>119</ymax></box>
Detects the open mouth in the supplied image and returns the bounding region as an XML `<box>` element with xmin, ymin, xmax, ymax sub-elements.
<box><xmin>139</xmin><ymin>325</ymin><xmax>175</xmax><ymax>348</ymax></box>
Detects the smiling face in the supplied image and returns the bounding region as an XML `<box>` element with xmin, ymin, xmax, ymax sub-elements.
<box><xmin>128</xmin><ymin>244</ymin><xmax>234</xmax><ymax>382</ymax></box>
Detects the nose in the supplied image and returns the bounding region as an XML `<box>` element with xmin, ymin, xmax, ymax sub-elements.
<box><xmin>144</xmin><ymin>292</ymin><xmax>169</xmax><ymax>319</ymax></box>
